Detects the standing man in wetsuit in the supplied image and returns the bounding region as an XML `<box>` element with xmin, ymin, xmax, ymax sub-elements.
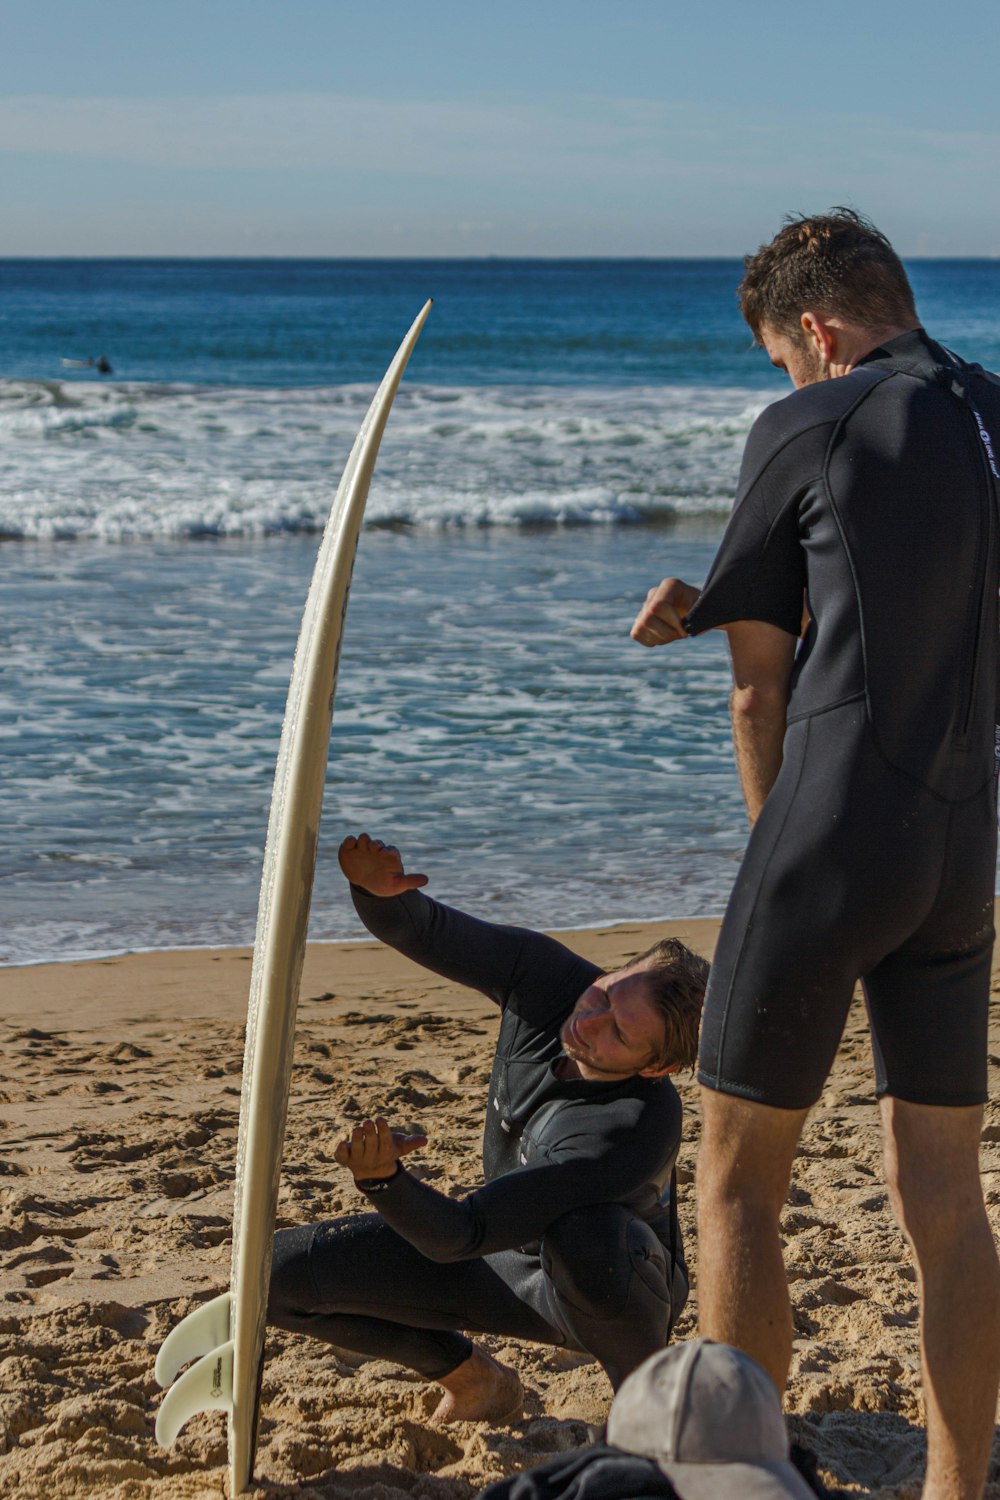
<box><xmin>269</xmin><ymin>833</ymin><xmax>707</xmax><ymax>1423</ymax></box>
<box><xmin>631</xmin><ymin>211</ymin><xmax>1000</xmax><ymax>1500</ymax></box>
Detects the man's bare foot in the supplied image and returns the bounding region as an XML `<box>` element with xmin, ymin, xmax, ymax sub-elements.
<box><xmin>429</xmin><ymin>1345</ymin><xmax>523</xmax><ymax>1425</ymax></box>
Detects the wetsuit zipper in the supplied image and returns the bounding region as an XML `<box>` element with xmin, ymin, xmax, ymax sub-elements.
<box><xmin>955</xmin><ymin>403</ymin><xmax>997</xmax><ymax>745</ymax></box>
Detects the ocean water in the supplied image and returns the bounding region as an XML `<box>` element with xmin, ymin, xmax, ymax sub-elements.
<box><xmin>2</xmin><ymin>258</ymin><xmax>998</xmax><ymax>966</ymax></box>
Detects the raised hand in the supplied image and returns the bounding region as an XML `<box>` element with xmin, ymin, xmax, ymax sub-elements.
<box><xmin>334</xmin><ymin>1117</ymin><xmax>428</xmax><ymax>1181</ymax></box>
<box><xmin>630</xmin><ymin>577</ymin><xmax>702</xmax><ymax>646</ymax></box>
<box><xmin>338</xmin><ymin>833</ymin><xmax>429</xmax><ymax>898</ymax></box>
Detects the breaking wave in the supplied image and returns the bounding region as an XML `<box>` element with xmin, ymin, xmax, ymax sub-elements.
<box><xmin>0</xmin><ymin>378</ymin><xmax>771</xmax><ymax>540</ymax></box>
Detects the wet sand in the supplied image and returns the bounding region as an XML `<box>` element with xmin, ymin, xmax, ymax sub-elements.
<box><xmin>1</xmin><ymin>914</ymin><xmax>998</xmax><ymax>1498</ymax></box>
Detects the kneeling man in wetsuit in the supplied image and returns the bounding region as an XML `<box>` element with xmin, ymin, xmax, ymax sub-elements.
<box><xmin>268</xmin><ymin>832</ymin><xmax>707</xmax><ymax>1424</ymax></box>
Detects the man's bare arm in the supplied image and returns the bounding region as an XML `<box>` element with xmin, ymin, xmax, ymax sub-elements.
<box><xmin>630</xmin><ymin>581</ymin><xmax>797</xmax><ymax>820</ymax></box>
<box><xmin>725</xmin><ymin>621</ymin><xmax>797</xmax><ymax>824</ymax></box>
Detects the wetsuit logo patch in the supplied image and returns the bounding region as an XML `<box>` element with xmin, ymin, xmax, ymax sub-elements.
<box><xmin>972</xmin><ymin>406</ymin><xmax>1000</xmax><ymax>479</ymax></box>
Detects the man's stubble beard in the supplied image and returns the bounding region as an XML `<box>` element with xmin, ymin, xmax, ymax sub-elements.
<box><xmin>793</xmin><ymin>337</ymin><xmax>831</xmax><ymax>387</ymax></box>
<box><xmin>560</xmin><ymin>1027</ymin><xmax>635</xmax><ymax>1081</ymax></box>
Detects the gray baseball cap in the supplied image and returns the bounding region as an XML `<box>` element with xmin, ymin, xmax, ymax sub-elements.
<box><xmin>606</xmin><ymin>1340</ymin><xmax>815</xmax><ymax>1500</ymax></box>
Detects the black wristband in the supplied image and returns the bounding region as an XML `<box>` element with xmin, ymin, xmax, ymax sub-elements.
<box><xmin>356</xmin><ymin>1164</ymin><xmax>402</xmax><ymax>1194</ymax></box>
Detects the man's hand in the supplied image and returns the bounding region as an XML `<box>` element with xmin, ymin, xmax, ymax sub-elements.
<box><xmin>630</xmin><ymin>578</ymin><xmax>702</xmax><ymax>647</ymax></box>
<box><xmin>338</xmin><ymin>833</ymin><xmax>429</xmax><ymax>897</ymax></box>
<box><xmin>334</xmin><ymin>1117</ymin><xmax>428</xmax><ymax>1181</ymax></box>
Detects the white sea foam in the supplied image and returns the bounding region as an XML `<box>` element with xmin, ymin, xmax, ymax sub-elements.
<box><xmin>0</xmin><ymin>378</ymin><xmax>772</xmax><ymax>539</ymax></box>
<box><xmin>0</xmin><ymin>381</ymin><xmax>776</xmax><ymax>965</ymax></box>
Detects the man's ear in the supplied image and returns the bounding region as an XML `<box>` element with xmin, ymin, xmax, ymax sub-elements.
<box><xmin>638</xmin><ymin>1061</ymin><xmax>680</xmax><ymax>1079</ymax></box>
<box><xmin>800</xmin><ymin>310</ymin><xmax>835</xmax><ymax>366</ymax></box>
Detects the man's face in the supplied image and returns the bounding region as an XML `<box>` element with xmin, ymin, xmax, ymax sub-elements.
<box><xmin>759</xmin><ymin>322</ymin><xmax>828</xmax><ymax>389</ymax></box>
<box><xmin>559</xmin><ymin>966</ymin><xmax>669</xmax><ymax>1082</ymax></box>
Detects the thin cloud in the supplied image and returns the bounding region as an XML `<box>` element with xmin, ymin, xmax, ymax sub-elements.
<box><xmin>2</xmin><ymin>91</ymin><xmax>997</xmax><ymax>255</ymax></box>
<box><xmin>2</xmin><ymin>91</ymin><xmax>995</xmax><ymax>187</ymax></box>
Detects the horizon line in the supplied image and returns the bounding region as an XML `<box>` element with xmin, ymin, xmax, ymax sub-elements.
<box><xmin>1</xmin><ymin>252</ymin><xmax>998</xmax><ymax>264</ymax></box>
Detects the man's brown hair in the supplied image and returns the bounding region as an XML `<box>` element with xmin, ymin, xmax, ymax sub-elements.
<box><xmin>630</xmin><ymin>937</ymin><xmax>709</xmax><ymax>1072</ymax></box>
<box><xmin>738</xmin><ymin>208</ymin><xmax>918</xmax><ymax>345</ymax></box>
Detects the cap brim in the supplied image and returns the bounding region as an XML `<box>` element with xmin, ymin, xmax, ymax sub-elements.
<box><xmin>658</xmin><ymin>1458</ymin><xmax>816</xmax><ymax>1500</ymax></box>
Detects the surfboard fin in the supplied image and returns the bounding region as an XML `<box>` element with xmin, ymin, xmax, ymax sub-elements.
<box><xmin>155</xmin><ymin>1289</ymin><xmax>232</xmax><ymax>1388</ymax></box>
<box><xmin>155</xmin><ymin>1339</ymin><xmax>235</xmax><ymax>1447</ymax></box>
<box><xmin>155</xmin><ymin>1290</ymin><xmax>234</xmax><ymax>1445</ymax></box>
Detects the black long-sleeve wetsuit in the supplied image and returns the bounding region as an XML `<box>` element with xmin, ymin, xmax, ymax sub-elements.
<box><xmin>269</xmin><ymin>888</ymin><xmax>686</xmax><ymax>1388</ymax></box>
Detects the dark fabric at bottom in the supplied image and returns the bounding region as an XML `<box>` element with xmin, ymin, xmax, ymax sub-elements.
<box><xmin>478</xmin><ymin>1442</ymin><xmax>842</xmax><ymax>1500</ymax></box>
<box><xmin>480</xmin><ymin>1447</ymin><xmax>679</xmax><ymax>1500</ymax></box>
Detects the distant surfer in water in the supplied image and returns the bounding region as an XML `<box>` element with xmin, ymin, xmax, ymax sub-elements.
<box><xmin>268</xmin><ymin>832</ymin><xmax>707</xmax><ymax>1424</ymax></box>
<box><xmin>60</xmin><ymin>355</ymin><xmax>113</xmax><ymax>374</ymax></box>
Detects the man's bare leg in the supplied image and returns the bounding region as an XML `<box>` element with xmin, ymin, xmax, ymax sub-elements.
<box><xmin>429</xmin><ymin>1343</ymin><xmax>523</xmax><ymax>1425</ymax></box>
<box><xmin>696</xmin><ymin>1089</ymin><xmax>809</xmax><ymax>1392</ymax></box>
<box><xmin>881</xmin><ymin>1099</ymin><xmax>1000</xmax><ymax>1500</ymax></box>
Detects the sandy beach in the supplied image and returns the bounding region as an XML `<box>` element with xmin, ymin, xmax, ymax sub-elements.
<box><xmin>1</xmin><ymin>913</ymin><xmax>998</xmax><ymax>1500</ymax></box>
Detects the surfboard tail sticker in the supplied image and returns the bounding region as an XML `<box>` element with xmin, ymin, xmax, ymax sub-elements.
<box><xmin>152</xmin><ymin>301</ymin><xmax>433</xmax><ymax>1494</ymax></box>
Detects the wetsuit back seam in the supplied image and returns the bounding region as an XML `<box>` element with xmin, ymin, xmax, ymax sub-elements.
<box><xmin>819</xmin><ymin>374</ymin><xmax>899</xmax><ymax>739</ymax></box>
<box><xmin>863</xmin><ymin>725</ymin><xmax>994</xmax><ymax>805</ymax></box>
<box><xmin>785</xmin><ymin>690</ymin><xmax>866</xmax><ymax>724</ymax></box>
<box><xmin>741</xmin><ymin>365</ymin><xmax>892</xmax><ymax>489</ymax></box>
<box><xmin>787</xmin><ymin>695</ymin><xmax>995</xmax><ymax>799</ymax></box>
<box><xmin>817</xmin><ymin>368</ymin><xmax>980</xmax><ymax>798</ymax></box>
<box><xmin>736</xmin><ymin>410</ymin><xmax>852</xmax><ymax>500</ymax></box>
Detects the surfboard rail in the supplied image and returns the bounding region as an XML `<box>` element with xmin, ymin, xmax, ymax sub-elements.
<box><xmin>154</xmin><ymin>300</ymin><xmax>433</xmax><ymax>1495</ymax></box>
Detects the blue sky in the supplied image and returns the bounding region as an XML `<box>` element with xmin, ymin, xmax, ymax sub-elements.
<box><xmin>2</xmin><ymin>0</ymin><xmax>998</xmax><ymax>256</ymax></box>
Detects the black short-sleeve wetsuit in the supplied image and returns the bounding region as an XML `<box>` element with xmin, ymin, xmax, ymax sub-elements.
<box><xmin>269</xmin><ymin>888</ymin><xmax>686</xmax><ymax>1388</ymax></box>
<box><xmin>683</xmin><ymin>329</ymin><xmax>1000</xmax><ymax>1110</ymax></box>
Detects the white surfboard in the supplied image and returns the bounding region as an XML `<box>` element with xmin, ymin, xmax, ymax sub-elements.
<box><xmin>154</xmin><ymin>300</ymin><xmax>433</xmax><ymax>1495</ymax></box>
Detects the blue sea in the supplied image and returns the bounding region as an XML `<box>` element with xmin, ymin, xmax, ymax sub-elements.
<box><xmin>2</xmin><ymin>258</ymin><xmax>999</xmax><ymax>967</ymax></box>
